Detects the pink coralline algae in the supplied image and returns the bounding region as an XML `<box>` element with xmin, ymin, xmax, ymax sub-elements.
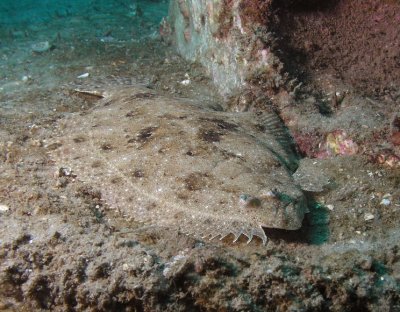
<box><xmin>293</xmin><ymin>131</ymin><xmax>322</xmax><ymax>158</ymax></box>
<box><xmin>390</xmin><ymin>131</ymin><xmax>400</xmax><ymax>146</ymax></box>
<box><xmin>316</xmin><ymin>130</ymin><xmax>358</xmax><ymax>159</ymax></box>
<box><xmin>375</xmin><ymin>151</ymin><xmax>400</xmax><ymax>168</ymax></box>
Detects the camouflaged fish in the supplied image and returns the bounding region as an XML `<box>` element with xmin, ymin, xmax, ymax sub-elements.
<box><xmin>49</xmin><ymin>86</ymin><xmax>308</xmax><ymax>245</ymax></box>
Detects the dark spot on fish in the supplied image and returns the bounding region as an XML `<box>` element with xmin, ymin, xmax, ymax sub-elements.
<box><xmin>201</xmin><ymin>118</ymin><xmax>238</xmax><ymax>131</ymax></box>
<box><xmin>146</xmin><ymin>202</ymin><xmax>157</xmax><ymax>211</ymax></box>
<box><xmin>130</xmin><ymin>92</ymin><xmax>156</xmax><ymax>100</ymax></box>
<box><xmin>125</xmin><ymin>110</ymin><xmax>138</xmax><ymax>118</ymax></box>
<box><xmin>216</xmin><ymin>120</ymin><xmax>238</xmax><ymax>131</ymax></box>
<box><xmin>184</xmin><ymin>172</ymin><xmax>209</xmax><ymax>191</ymax></box>
<box><xmin>132</xmin><ymin>169</ymin><xmax>144</xmax><ymax>178</ymax></box>
<box><xmin>173</xmin><ymin>211</ymin><xmax>185</xmax><ymax>219</ymax></box>
<box><xmin>110</xmin><ymin>177</ymin><xmax>122</xmax><ymax>184</ymax></box>
<box><xmin>46</xmin><ymin>142</ymin><xmax>62</xmax><ymax>150</ymax></box>
<box><xmin>73</xmin><ymin>136</ymin><xmax>86</xmax><ymax>143</ymax></box>
<box><xmin>91</xmin><ymin>160</ymin><xmax>102</xmax><ymax>168</ymax></box>
<box><xmin>186</xmin><ymin>150</ymin><xmax>195</xmax><ymax>156</ymax></box>
<box><xmin>176</xmin><ymin>192</ymin><xmax>189</xmax><ymax>201</ymax></box>
<box><xmin>220</xmin><ymin>149</ymin><xmax>244</xmax><ymax>160</ymax></box>
<box><xmin>136</xmin><ymin>126</ymin><xmax>158</xmax><ymax>143</ymax></box>
<box><xmin>100</xmin><ymin>143</ymin><xmax>113</xmax><ymax>151</ymax></box>
<box><xmin>198</xmin><ymin>128</ymin><xmax>221</xmax><ymax>143</ymax></box>
<box><xmin>197</xmin><ymin>118</ymin><xmax>238</xmax><ymax>143</ymax></box>
<box><xmin>159</xmin><ymin>113</ymin><xmax>188</xmax><ymax>120</ymax></box>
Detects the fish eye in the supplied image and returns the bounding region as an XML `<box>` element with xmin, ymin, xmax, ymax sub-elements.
<box><xmin>239</xmin><ymin>194</ymin><xmax>262</xmax><ymax>209</ymax></box>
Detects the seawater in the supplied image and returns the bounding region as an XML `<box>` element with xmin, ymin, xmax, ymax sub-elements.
<box><xmin>0</xmin><ymin>0</ymin><xmax>168</xmax><ymax>26</ymax></box>
<box><xmin>0</xmin><ymin>0</ymin><xmax>169</xmax><ymax>106</ymax></box>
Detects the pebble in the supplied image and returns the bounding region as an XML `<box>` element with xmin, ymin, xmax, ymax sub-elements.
<box><xmin>0</xmin><ymin>204</ymin><xmax>10</xmax><ymax>212</ymax></box>
<box><xmin>364</xmin><ymin>213</ymin><xmax>375</xmax><ymax>221</ymax></box>
<box><xmin>31</xmin><ymin>41</ymin><xmax>51</xmax><ymax>53</ymax></box>
<box><xmin>100</xmin><ymin>36</ymin><xmax>115</xmax><ymax>43</ymax></box>
<box><xmin>359</xmin><ymin>255</ymin><xmax>373</xmax><ymax>270</ymax></box>
<box><xmin>180</xmin><ymin>79</ymin><xmax>190</xmax><ymax>85</ymax></box>
<box><xmin>380</xmin><ymin>194</ymin><xmax>392</xmax><ymax>206</ymax></box>
<box><xmin>180</xmin><ymin>73</ymin><xmax>191</xmax><ymax>85</ymax></box>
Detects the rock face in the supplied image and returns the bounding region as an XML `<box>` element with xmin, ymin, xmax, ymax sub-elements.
<box><xmin>50</xmin><ymin>86</ymin><xmax>307</xmax><ymax>245</ymax></box>
<box><xmin>168</xmin><ymin>0</ymin><xmax>284</xmax><ymax>97</ymax></box>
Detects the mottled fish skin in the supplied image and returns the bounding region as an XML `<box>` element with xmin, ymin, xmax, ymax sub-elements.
<box><xmin>50</xmin><ymin>86</ymin><xmax>307</xmax><ymax>245</ymax></box>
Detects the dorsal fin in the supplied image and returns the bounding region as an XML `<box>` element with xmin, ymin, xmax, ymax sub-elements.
<box><xmin>257</xmin><ymin>111</ymin><xmax>300</xmax><ymax>173</ymax></box>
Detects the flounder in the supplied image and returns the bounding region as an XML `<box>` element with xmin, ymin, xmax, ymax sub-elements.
<box><xmin>50</xmin><ymin>86</ymin><xmax>308</xmax><ymax>244</ymax></box>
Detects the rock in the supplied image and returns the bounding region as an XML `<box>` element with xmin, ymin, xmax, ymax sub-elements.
<box><xmin>31</xmin><ymin>41</ymin><xmax>51</xmax><ymax>53</ymax></box>
<box><xmin>359</xmin><ymin>255</ymin><xmax>373</xmax><ymax>270</ymax></box>
<box><xmin>364</xmin><ymin>213</ymin><xmax>375</xmax><ymax>221</ymax></box>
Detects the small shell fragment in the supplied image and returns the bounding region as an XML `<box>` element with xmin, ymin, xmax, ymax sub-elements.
<box><xmin>0</xmin><ymin>204</ymin><xmax>10</xmax><ymax>212</ymax></box>
<box><xmin>180</xmin><ymin>79</ymin><xmax>190</xmax><ymax>85</ymax></box>
<box><xmin>380</xmin><ymin>198</ymin><xmax>391</xmax><ymax>206</ymax></box>
<box><xmin>380</xmin><ymin>194</ymin><xmax>392</xmax><ymax>206</ymax></box>
<box><xmin>326</xmin><ymin>204</ymin><xmax>334</xmax><ymax>211</ymax></box>
<box><xmin>77</xmin><ymin>73</ymin><xmax>90</xmax><ymax>79</ymax></box>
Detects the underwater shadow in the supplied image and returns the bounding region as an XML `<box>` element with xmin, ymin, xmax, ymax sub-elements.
<box><xmin>263</xmin><ymin>198</ymin><xmax>330</xmax><ymax>245</ymax></box>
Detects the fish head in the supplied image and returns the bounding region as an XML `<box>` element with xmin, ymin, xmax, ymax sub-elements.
<box><xmin>238</xmin><ymin>189</ymin><xmax>307</xmax><ymax>231</ymax></box>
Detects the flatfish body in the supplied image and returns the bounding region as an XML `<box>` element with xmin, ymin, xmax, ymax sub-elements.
<box><xmin>50</xmin><ymin>86</ymin><xmax>307</xmax><ymax>244</ymax></box>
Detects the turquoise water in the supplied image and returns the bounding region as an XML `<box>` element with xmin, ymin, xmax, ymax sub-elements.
<box><xmin>0</xmin><ymin>0</ymin><xmax>92</xmax><ymax>25</ymax></box>
<box><xmin>0</xmin><ymin>0</ymin><xmax>169</xmax><ymax>43</ymax></box>
<box><xmin>0</xmin><ymin>0</ymin><xmax>168</xmax><ymax>25</ymax></box>
<box><xmin>0</xmin><ymin>0</ymin><xmax>169</xmax><ymax>98</ymax></box>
